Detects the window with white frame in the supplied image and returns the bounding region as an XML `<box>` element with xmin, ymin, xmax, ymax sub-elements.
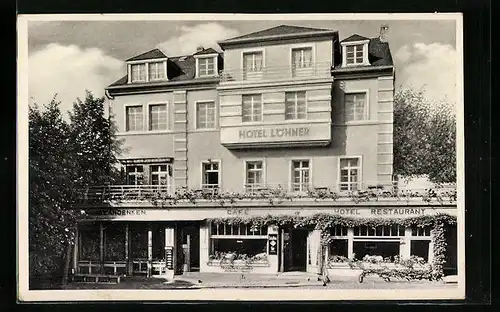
<box><xmin>210</xmin><ymin>223</ymin><xmax>268</xmax><ymax>259</ymax></box>
<box><xmin>345</xmin><ymin>44</ymin><xmax>364</xmax><ymax>66</ymax></box>
<box><xmin>126</xmin><ymin>105</ymin><xmax>143</xmax><ymax>132</ymax></box>
<box><xmin>148</xmin><ymin>61</ymin><xmax>166</xmax><ymax>81</ymax></box>
<box><xmin>410</xmin><ymin>226</ymin><xmax>432</xmax><ymax>262</ymax></box>
<box><xmin>344</xmin><ymin>93</ymin><xmax>367</xmax><ymax>122</ymax></box>
<box><xmin>242</xmin><ymin>94</ymin><xmax>262</xmax><ymax>122</ymax></box>
<box><xmin>202</xmin><ymin>161</ymin><xmax>219</xmax><ymax>190</ymax></box>
<box><xmin>245</xmin><ymin>161</ymin><xmax>263</xmax><ymax>191</ymax></box>
<box><xmin>198</xmin><ymin>57</ymin><xmax>216</xmax><ymax>77</ymax></box>
<box><xmin>126</xmin><ymin>165</ymin><xmax>144</xmax><ymax>185</ymax></box>
<box><xmin>149</xmin><ymin>104</ymin><xmax>167</xmax><ymax>131</ymax></box>
<box><xmin>196</xmin><ymin>101</ymin><xmax>216</xmax><ymax>129</ymax></box>
<box><xmin>292</xmin><ymin>47</ymin><xmax>313</xmax><ymax>69</ymax></box>
<box><xmin>150</xmin><ymin>164</ymin><xmax>169</xmax><ymax>186</ymax></box>
<box><xmin>285</xmin><ymin>91</ymin><xmax>307</xmax><ymax>120</ymax></box>
<box><xmin>243</xmin><ymin>52</ymin><xmax>263</xmax><ymax>73</ymax></box>
<box><xmin>291</xmin><ymin>160</ymin><xmax>310</xmax><ymax>192</ymax></box>
<box><xmin>353</xmin><ymin>225</ymin><xmax>405</xmax><ymax>261</ymax></box>
<box><xmin>131</xmin><ymin>64</ymin><xmax>147</xmax><ymax>82</ymax></box>
<box><xmin>329</xmin><ymin>225</ymin><xmax>348</xmax><ymax>258</ymax></box>
<box><xmin>339</xmin><ymin>157</ymin><xmax>360</xmax><ymax>191</ymax></box>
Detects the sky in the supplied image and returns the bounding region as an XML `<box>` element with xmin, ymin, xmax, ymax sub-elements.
<box><xmin>26</xmin><ymin>17</ymin><xmax>459</xmax><ymax>116</ymax></box>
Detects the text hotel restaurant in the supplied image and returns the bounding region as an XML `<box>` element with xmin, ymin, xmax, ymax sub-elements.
<box><xmin>74</xmin><ymin>25</ymin><xmax>457</xmax><ymax>278</ymax></box>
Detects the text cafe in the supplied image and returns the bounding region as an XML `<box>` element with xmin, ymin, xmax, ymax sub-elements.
<box><xmin>74</xmin><ymin>206</ymin><xmax>455</xmax><ymax>276</ymax></box>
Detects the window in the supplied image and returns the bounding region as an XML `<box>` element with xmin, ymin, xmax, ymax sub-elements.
<box><xmin>131</xmin><ymin>64</ymin><xmax>146</xmax><ymax>82</ymax></box>
<box><xmin>292</xmin><ymin>47</ymin><xmax>313</xmax><ymax>69</ymax></box>
<box><xmin>285</xmin><ymin>91</ymin><xmax>307</xmax><ymax>120</ymax></box>
<box><xmin>245</xmin><ymin>161</ymin><xmax>263</xmax><ymax>191</ymax></box>
<box><xmin>126</xmin><ymin>105</ymin><xmax>143</xmax><ymax>132</ymax></box>
<box><xmin>344</xmin><ymin>93</ymin><xmax>367</xmax><ymax>122</ymax></box>
<box><xmin>340</xmin><ymin>158</ymin><xmax>360</xmax><ymax>191</ymax></box>
<box><xmin>353</xmin><ymin>225</ymin><xmax>404</xmax><ymax>261</ymax></box>
<box><xmin>412</xmin><ymin>226</ymin><xmax>431</xmax><ymax>237</ymax></box>
<box><xmin>345</xmin><ymin>44</ymin><xmax>364</xmax><ymax>65</ymax></box>
<box><xmin>126</xmin><ymin>165</ymin><xmax>144</xmax><ymax>185</ymax></box>
<box><xmin>149</xmin><ymin>104</ymin><xmax>167</xmax><ymax>131</ymax></box>
<box><xmin>243</xmin><ymin>52</ymin><xmax>263</xmax><ymax>72</ymax></box>
<box><xmin>353</xmin><ymin>225</ymin><xmax>405</xmax><ymax>237</ymax></box>
<box><xmin>198</xmin><ymin>57</ymin><xmax>216</xmax><ymax>77</ymax></box>
<box><xmin>148</xmin><ymin>62</ymin><xmax>165</xmax><ymax>81</ymax></box>
<box><xmin>291</xmin><ymin>160</ymin><xmax>310</xmax><ymax>192</ymax></box>
<box><xmin>150</xmin><ymin>165</ymin><xmax>169</xmax><ymax>186</ymax></box>
<box><xmin>410</xmin><ymin>241</ymin><xmax>430</xmax><ymax>262</ymax></box>
<box><xmin>329</xmin><ymin>225</ymin><xmax>348</xmax><ymax>258</ymax></box>
<box><xmin>196</xmin><ymin>101</ymin><xmax>216</xmax><ymax>129</ymax></box>
<box><xmin>210</xmin><ymin>223</ymin><xmax>268</xmax><ymax>259</ymax></box>
<box><xmin>202</xmin><ymin>161</ymin><xmax>219</xmax><ymax>190</ymax></box>
<box><xmin>242</xmin><ymin>94</ymin><xmax>262</xmax><ymax>122</ymax></box>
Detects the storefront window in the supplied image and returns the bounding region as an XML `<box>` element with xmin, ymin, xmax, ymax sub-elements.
<box><xmin>353</xmin><ymin>241</ymin><xmax>400</xmax><ymax>260</ymax></box>
<box><xmin>353</xmin><ymin>225</ymin><xmax>404</xmax><ymax>261</ymax></box>
<box><xmin>329</xmin><ymin>240</ymin><xmax>348</xmax><ymax>258</ymax></box>
<box><xmin>410</xmin><ymin>240</ymin><xmax>430</xmax><ymax>261</ymax></box>
<box><xmin>104</xmin><ymin>225</ymin><xmax>125</xmax><ymax>261</ymax></box>
<box><xmin>210</xmin><ymin>223</ymin><xmax>268</xmax><ymax>259</ymax></box>
<box><xmin>79</xmin><ymin>226</ymin><xmax>100</xmax><ymax>261</ymax></box>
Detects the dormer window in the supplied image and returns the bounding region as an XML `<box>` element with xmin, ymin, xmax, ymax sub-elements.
<box><xmin>131</xmin><ymin>64</ymin><xmax>146</xmax><ymax>82</ymax></box>
<box><xmin>340</xmin><ymin>35</ymin><xmax>370</xmax><ymax>67</ymax></box>
<box><xmin>345</xmin><ymin>44</ymin><xmax>364</xmax><ymax>65</ymax></box>
<box><xmin>198</xmin><ymin>57</ymin><xmax>216</xmax><ymax>77</ymax></box>
<box><xmin>148</xmin><ymin>61</ymin><xmax>166</xmax><ymax>81</ymax></box>
<box><xmin>194</xmin><ymin>47</ymin><xmax>219</xmax><ymax>78</ymax></box>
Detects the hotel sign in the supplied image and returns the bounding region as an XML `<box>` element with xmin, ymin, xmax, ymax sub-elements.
<box><xmin>220</xmin><ymin>122</ymin><xmax>331</xmax><ymax>148</ymax></box>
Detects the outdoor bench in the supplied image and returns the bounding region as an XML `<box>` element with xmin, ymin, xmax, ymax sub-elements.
<box><xmin>73</xmin><ymin>274</ymin><xmax>122</xmax><ymax>284</ymax></box>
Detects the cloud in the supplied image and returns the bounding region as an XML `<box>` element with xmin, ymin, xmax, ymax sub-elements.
<box><xmin>394</xmin><ymin>43</ymin><xmax>458</xmax><ymax>105</ymax></box>
<box><xmin>28</xmin><ymin>43</ymin><xmax>125</xmax><ymax>117</ymax></box>
<box><xmin>157</xmin><ymin>23</ymin><xmax>240</xmax><ymax>56</ymax></box>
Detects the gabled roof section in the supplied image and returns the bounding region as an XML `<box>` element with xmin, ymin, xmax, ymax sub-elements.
<box><xmin>126</xmin><ymin>48</ymin><xmax>167</xmax><ymax>62</ymax></box>
<box><xmin>228</xmin><ymin>25</ymin><xmax>334</xmax><ymax>41</ymax></box>
<box><xmin>193</xmin><ymin>47</ymin><xmax>219</xmax><ymax>56</ymax></box>
<box><xmin>218</xmin><ymin>25</ymin><xmax>337</xmax><ymax>48</ymax></box>
<box><xmin>341</xmin><ymin>34</ymin><xmax>370</xmax><ymax>43</ymax></box>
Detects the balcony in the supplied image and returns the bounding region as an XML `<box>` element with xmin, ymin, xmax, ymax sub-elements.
<box><xmin>78</xmin><ymin>182</ymin><xmax>457</xmax><ymax>207</ymax></box>
<box><xmin>219</xmin><ymin>62</ymin><xmax>333</xmax><ymax>85</ymax></box>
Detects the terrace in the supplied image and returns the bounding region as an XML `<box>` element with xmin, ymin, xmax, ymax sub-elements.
<box><xmin>78</xmin><ymin>182</ymin><xmax>457</xmax><ymax>208</ymax></box>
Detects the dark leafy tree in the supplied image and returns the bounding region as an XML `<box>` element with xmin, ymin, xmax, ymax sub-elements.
<box><xmin>29</xmin><ymin>91</ymin><xmax>123</xmax><ymax>287</ymax></box>
<box><xmin>68</xmin><ymin>90</ymin><xmax>123</xmax><ymax>187</ymax></box>
<box><xmin>29</xmin><ymin>98</ymin><xmax>79</xmax><ymax>286</ymax></box>
<box><xmin>393</xmin><ymin>87</ymin><xmax>456</xmax><ymax>183</ymax></box>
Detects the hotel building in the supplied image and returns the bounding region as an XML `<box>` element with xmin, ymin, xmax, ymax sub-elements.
<box><xmin>74</xmin><ymin>25</ymin><xmax>457</xmax><ymax>279</ymax></box>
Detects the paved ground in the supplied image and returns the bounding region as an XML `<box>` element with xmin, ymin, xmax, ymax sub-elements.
<box><xmin>58</xmin><ymin>272</ymin><xmax>458</xmax><ymax>290</ymax></box>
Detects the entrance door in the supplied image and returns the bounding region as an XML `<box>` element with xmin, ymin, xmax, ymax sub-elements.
<box><xmin>287</xmin><ymin>229</ymin><xmax>308</xmax><ymax>272</ymax></box>
<box><xmin>177</xmin><ymin>224</ymin><xmax>200</xmax><ymax>274</ymax></box>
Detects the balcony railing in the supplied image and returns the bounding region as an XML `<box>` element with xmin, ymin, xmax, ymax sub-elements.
<box><xmin>79</xmin><ymin>181</ymin><xmax>457</xmax><ymax>205</ymax></box>
<box><xmin>219</xmin><ymin>62</ymin><xmax>333</xmax><ymax>83</ymax></box>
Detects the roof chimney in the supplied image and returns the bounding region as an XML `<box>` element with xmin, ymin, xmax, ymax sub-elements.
<box><xmin>196</xmin><ymin>46</ymin><xmax>204</xmax><ymax>52</ymax></box>
<box><xmin>380</xmin><ymin>24</ymin><xmax>389</xmax><ymax>42</ymax></box>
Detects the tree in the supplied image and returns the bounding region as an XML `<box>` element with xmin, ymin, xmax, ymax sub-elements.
<box><xmin>68</xmin><ymin>91</ymin><xmax>122</xmax><ymax>187</ymax></box>
<box><xmin>393</xmin><ymin>87</ymin><xmax>456</xmax><ymax>183</ymax></box>
<box><xmin>29</xmin><ymin>98</ymin><xmax>79</xmax><ymax>287</ymax></box>
<box><xmin>29</xmin><ymin>91</ymin><xmax>123</xmax><ymax>287</ymax></box>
